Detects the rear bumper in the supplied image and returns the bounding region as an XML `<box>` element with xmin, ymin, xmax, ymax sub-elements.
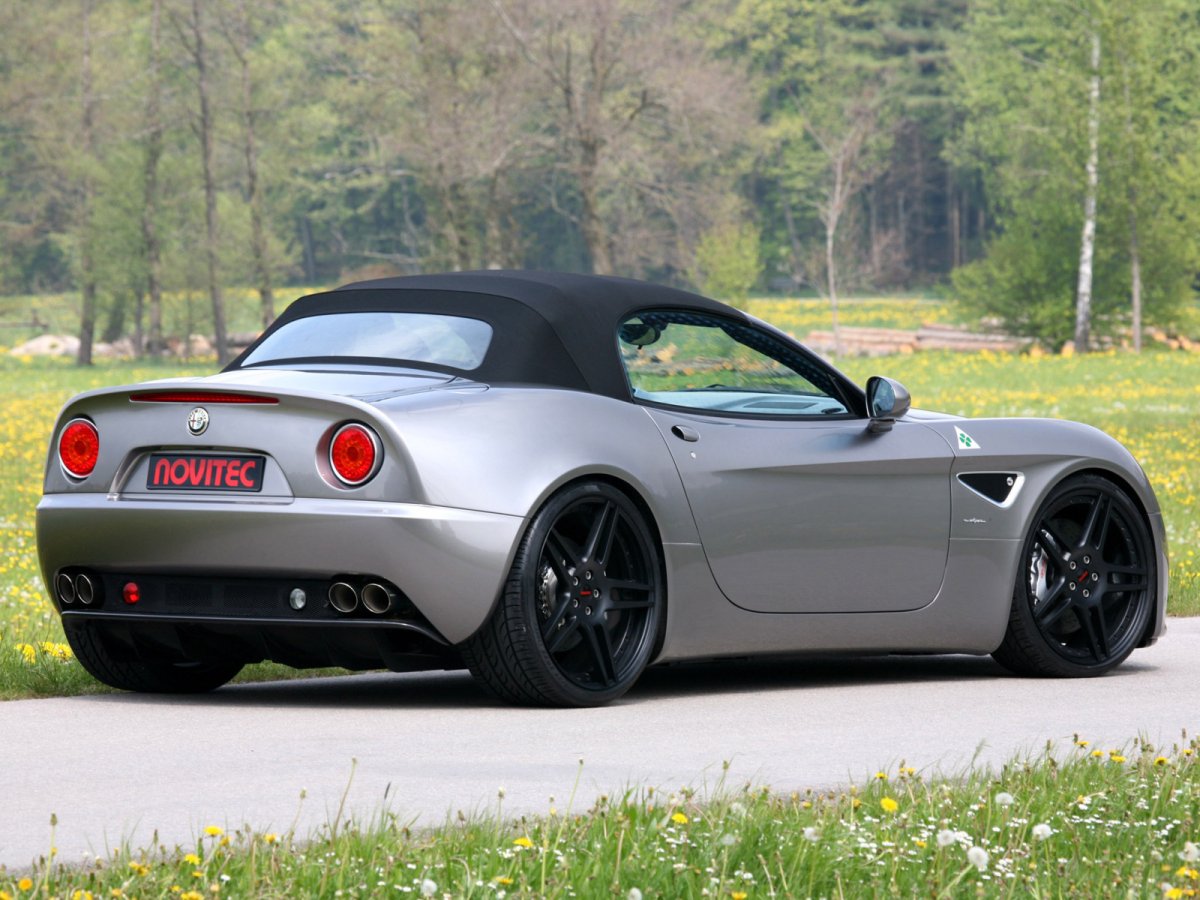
<box><xmin>37</xmin><ymin>493</ymin><xmax>525</xmax><ymax>644</ymax></box>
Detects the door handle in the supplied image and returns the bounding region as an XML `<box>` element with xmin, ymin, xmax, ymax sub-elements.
<box><xmin>670</xmin><ymin>425</ymin><xmax>700</xmax><ymax>442</ymax></box>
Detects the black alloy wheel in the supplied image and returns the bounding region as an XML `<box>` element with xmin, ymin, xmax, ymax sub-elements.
<box><xmin>462</xmin><ymin>481</ymin><xmax>663</xmax><ymax>707</ymax></box>
<box><xmin>993</xmin><ymin>474</ymin><xmax>1156</xmax><ymax>677</ymax></box>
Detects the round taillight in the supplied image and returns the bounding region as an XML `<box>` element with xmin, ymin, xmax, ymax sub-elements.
<box><xmin>329</xmin><ymin>424</ymin><xmax>379</xmax><ymax>486</ymax></box>
<box><xmin>59</xmin><ymin>419</ymin><xmax>99</xmax><ymax>478</ymax></box>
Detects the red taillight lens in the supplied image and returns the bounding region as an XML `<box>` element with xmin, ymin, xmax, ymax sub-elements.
<box><xmin>329</xmin><ymin>424</ymin><xmax>379</xmax><ymax>485</ymax></box>
<box><xmin>123</xmin><ymin>582</ymin><xmax>141</xmax><ymax>604</ymax></box>
<box><xmin>59</xmin><ymin>419</ymin><xmax>100</xmax><ymax>478</ymax></box>
<box><xmin>129</xmin><ymin>390</ymin><xmax>278</xmax><ymax>404</ymax></box>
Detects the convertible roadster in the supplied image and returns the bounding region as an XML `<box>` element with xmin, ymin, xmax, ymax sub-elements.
<box><xmin>37</xmin><ymin>271</ymin><xmax>1167</xmax><ymax>706</ymax></box>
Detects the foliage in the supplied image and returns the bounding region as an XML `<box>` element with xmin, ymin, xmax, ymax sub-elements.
<box><xmin>693</xmin><ymin>220</ymin><xmax>762</xmax><ymax>301</ymax></box>
<box><xmin>948</xmin><ymin>0</ymin><xmax>1200</xmax><ymax>345</ymax></box>
<box><xmin>4</xmin><ymin>739</ymin><xmax>1199</xmax><ymax>896</ymax></box>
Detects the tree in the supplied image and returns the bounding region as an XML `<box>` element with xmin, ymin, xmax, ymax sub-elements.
<box><xmin>949</xmin><ymin>0</ymin><xmax>1200</xmax><ymax>348</ymax></box>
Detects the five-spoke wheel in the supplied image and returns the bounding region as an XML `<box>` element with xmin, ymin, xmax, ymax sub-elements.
<box><xmin>993</xmin><ymin>474</ymin><xmax>1155</xmax><ymax>677</ymax></box>
<box><xmin>462</xmin><ymin>481</ymin><xmax>663</xmax><ymax>706</ymax></box>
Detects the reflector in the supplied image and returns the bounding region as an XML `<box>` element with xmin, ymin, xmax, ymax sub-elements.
<box><xmin>122</xmin><ymin>582</ymin><xmax>140</xmax><ymax>604</ymax></box>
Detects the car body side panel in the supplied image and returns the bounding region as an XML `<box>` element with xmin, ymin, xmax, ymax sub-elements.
<box><xmin>643</xmin><ymin>410</ymin><xmax>953</xmax><ymax>614</ymax></box>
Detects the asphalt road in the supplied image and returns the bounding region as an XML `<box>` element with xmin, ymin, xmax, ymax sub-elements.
<box><xmin>2</xmin><ymin>618</ymin><xmax>1197</xmax><ymax>871</ymax></box>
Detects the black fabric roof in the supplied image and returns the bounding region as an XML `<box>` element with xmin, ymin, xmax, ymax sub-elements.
<box><xmin>232</xmin><ymin>271</ymin><xmax>746</xmax><ymax>401</ymax></box>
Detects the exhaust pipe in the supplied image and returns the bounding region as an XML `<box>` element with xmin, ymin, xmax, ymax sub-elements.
<box><xmin>56</xmin><ymin>573</ymin><xmax>76</xmax><ymax>605</ymax></box>
<box><xmin>328</xmin><ymin>582</ymin><xmax>359</xmax><ymax>614</ymax></box>
<box><xmin>361</xmin><ymin>583</ymin><xmax>395</xmax><ymax>615</ymax></box>
<box><xmin>75</xmin><ymin>573</ymin><xmax>96</xmax><ymax>605</ymax></box>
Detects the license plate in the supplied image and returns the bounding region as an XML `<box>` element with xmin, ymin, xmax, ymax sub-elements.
<box><xmin>146</xmin><ymin>454</ymin><xmax>266</xmax><ymax>492</ymax></box>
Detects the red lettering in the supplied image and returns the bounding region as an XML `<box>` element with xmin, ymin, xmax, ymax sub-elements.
<box><xmin>171</xmin><ymin>459</ymin><xmax>189</xmax><ymax>485</ymax></box>
<box><xmin>239</xmin><ymin>460</ymin><xmax>257</xmax><ymax>488</ymax></box>
<box><xmin>225</xmin><ymin>460</ymin><xmax>242</xmax><ymax>487</ymax></box>
<box><xmin>152</xmin><ymin>458</ymin><xmax>171</xmax><ymax>485</ymax></box>
<box><xmin>210</xmin><ymin>459</ymin><xmax>227</xmax><ymax>485</ymax></box>
<box><xmin>188</xmin><ymin>458</ymin><xmax>206</xmax><ymax>485</ymax></box>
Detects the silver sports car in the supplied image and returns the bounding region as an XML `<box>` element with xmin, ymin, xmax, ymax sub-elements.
<box><xmin>37</xmin><ymin>271</ymin><xmax>1167</xmax><ymax>706</ymax></box>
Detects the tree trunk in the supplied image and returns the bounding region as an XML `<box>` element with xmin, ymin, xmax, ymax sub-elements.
<box><xmin>190</xmin><ymin>0</ymin><xmax>228</xmax><ymax>364</ymax></box>
<box><xmin>233</xmin><ymin>0</ymin><xmax>273</xmax><ymax>329</ymax></box>
<box><xmin>578</xmin><ymin>140</ymin><xmax>612</xmax><ymax>275</ymax></box>
<box><xmin>1073</xmin><ymin>31</ymin><xmax>1101</xmax><ymax>354</ymax></box>
<box><xmin>825</xmin><ymin>214</ymin><xmax>841</xmax><ymax>357</ymax></box>
<box><xmin>142</xmin><ymin>0</ymin><xmax>164</xmax><ymax>355</ymax></box>
<box><xmin>1129</xmin><ymin>209</ymin><xmax>1142</xmax><ymax>353</ymax></box>
<box><xmin>76</xmin><ymin>0</ymin><xmax>97</xmax><ymax>367</ymax></box>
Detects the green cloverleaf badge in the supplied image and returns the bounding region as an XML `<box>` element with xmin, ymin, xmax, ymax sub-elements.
<box><xmin>955</xmin><ymin>427</ymin><xmax>981</xmax><ymax>450</ymax></box>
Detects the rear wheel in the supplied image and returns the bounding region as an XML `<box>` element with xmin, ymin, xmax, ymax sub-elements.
<box><xmin>65</xmin><ymin>620</ymin><xmax>242</xmax><ymax>693</ymax></box>
<box><xmin>462</xmin><ymin>481</ymin><xmax>663</xmax><ymax>707</ymax></box>
<box><xmin>992</xmin><ymin>474</ymin><xmax>1155</xmax><ymax>677</ymax></box>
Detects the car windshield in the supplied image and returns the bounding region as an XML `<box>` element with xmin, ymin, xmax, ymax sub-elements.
<box><xmin>240</xmin><ymin>312</ymin><xmax>493</xmax><ymax>370</ymax></box>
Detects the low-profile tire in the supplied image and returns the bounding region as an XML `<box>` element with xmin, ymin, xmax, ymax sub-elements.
<box><xmin>64</xmin><ymin>620</ymin><xmax>242</xmax><ymax>693</ymax></box>
<box><xmin>461</xmin><ymin>481</ymin><xmax>664</xmax><ymax>707</ymax></box>
<box><xmin>992</xmin><ymin>473</ymin><xmax>1156</xmax><ymax>678</ymax></box>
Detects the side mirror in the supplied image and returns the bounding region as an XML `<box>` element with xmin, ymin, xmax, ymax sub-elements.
<box><xmin>865</xmin><ymin>376</ymin><xmax>911</xmax><ymax>434</ymax></box>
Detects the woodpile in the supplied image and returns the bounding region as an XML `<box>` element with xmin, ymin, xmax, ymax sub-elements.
<box><xmin>804</xmin><ymin>323</ymin><xmax>1032</xmax><ymax>356</ymax></box>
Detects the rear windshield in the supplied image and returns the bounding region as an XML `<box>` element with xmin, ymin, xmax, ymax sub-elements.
<box><xmin>240</xmin><ymin>312</ymin><xmax>493</xmax><ymax>370</ymax></box>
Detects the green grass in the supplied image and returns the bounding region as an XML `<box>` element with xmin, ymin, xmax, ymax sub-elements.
<box><xmin>3</xmin><ymin>737</ymin><xmax>1198</xmax><ymax>897</ymax></box>
<box><xmin>2</xmin><ymin>304</ymin><xmax>1198</xmax><ymax>700</ymax></box>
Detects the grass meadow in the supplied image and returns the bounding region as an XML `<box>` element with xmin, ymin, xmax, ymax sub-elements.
<box><xmin>2</xmin><ymin>738</ymin><xmax>1198</xmax><ymax>897</ymax></box>
<box><xmin>1</xmin><ymin>296</ymin><xmax>1198</xmax><ymax>698</ymax></box>
<box><xmin>0</xmin><ymin>297</ymin><xmax>1198</xmax><ymax>896</ymax></box>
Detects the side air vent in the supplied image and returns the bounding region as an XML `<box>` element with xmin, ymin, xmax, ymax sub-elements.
<box><xmin>957</xmin><ymin>472</ymin><xmax>1024</xmax><ymax>507</ymax></box>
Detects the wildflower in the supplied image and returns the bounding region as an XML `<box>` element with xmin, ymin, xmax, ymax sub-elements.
<box><xmin>1156</xmin><ymin>757</ymin><xmax>1171</xmax><ymax>767</ymax></box>
<box><xmin>967</xmin><ymin>846</ymin><xmax>989</xmax><ymax>871</ymax></box>
<box><xmin>995</xmin><ymin>792</ymin><xmax>1014</xmax><ymax>807</ymax></box>
<box><xmin>493</xmin><ymin>876</ymin><xmax>513</xmax><ymax>885</ymax></box>
<box><xmin>671</xmin><ymin>812</ymin><xmax>688</xmax><ymax>825</ymax></box>
<box><xmin>421</xmin><ymin>879</ymin><xmax>437</xmax><ymax>897</ymax></box>
<box><xmin>183</xmin><ymin>853</ymin><xmax>201</xmax><ymax>865</ymax></box>
<box><xmin>1175</xmin><ymin>866</ymin><xmax>1199</xmax><ymax>880</ymax></box>
<box><xmin>181</xmin><ymin>893</ymin><xmax>204</xmax><ymax>900</ymax></box>
<box><xmin>915</xmin><ymin>839</ymin><xmax>927</xmax><ymax>849</ymax></box>
<box><xmin>18</xmin><ymin>879</ymin><xmax>34</xmax><ymax>892</ymax></box>
<box><xmin>875</xmin><ymin>771</ymin><xmax>888</xmax><ymax>780</ymax></box>
<box><xmin>263</xmin><ymin>833</ymin><xmax>279</xmax><ymax>845</ymax></box>
<box><xmin>732</xmin><ymin>893</ymin><xmax>748</xmax><ymax>900</ymax></box>
<box><xmin>513</xmin><ymin>836</ymin><xmax>534</xmax><ymax>849</ymax></box>
<box><xmin>900</xmin><ymin>766</ymin><xmax>917</xmax><ymax>777</ymax></box>
<box><xmin>203</xmin><ymin>826</ymin><xmax>223</xmax><ymax>837</ymax></box>
<box><xmin>1182</xmin><ymin>843</ymin><xmax>1200</xmax><ymax>863</ymax></box>
<box><xmin>1076</xmin><ymin>739</ymin><xmax>1090</xmax><ymax>747</ymax></box>
<box><xmin>1110</xmin><ymin>753</ymin><xmax>1127</xmax><ymax>763</ymax></box>
<box><xmin>880</xmin><ymin>797</ymin><xmax>899</xmax><ymax>813</ymax></box>
<box><xmin>1090</xmin><ymin>750</ymin><xmax>1105</xmax><ymax>758</ymax></box>
<box><xmin>720</xmin><ymin>833</ymin><xmax>738</xmax><ymax>847</ymax></box>
<box><xmin>15</xmin><ymin>643</ymin><xmax>35</xmax><ymax>665</ymax></box>
<box><xmin>129</xmin><ymin>861</ymin><xmax>150</xmax><ymax>876</ymax></box>
<box><xmin>1165</xmin><ymin>889</ymin><xmax>1183</xmax><ymax>900</ymax></box>
<box><xmin>936</xmin><ymin>829</ymin><xmax>958</xmax><ymax>847</ymax></box>
<box><xmin>628</xmin><ymin>890</ymin><xmax>644</xmax><ymax>900</ymax></box>
<box><xmin>1032</xmin><ymin>824</ymin><xmax>1053</xmax><ymax>841</ymax></box>
<box><xmin>803</xmin><ymin>827</ymin><xmax>820</xmax><ymax>842</ymax></box>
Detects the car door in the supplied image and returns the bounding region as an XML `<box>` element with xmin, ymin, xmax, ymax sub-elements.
<box><xmin>620</xmin><ymin>309</ymin><xmax>953</xmax><ymax>614</ymax></box>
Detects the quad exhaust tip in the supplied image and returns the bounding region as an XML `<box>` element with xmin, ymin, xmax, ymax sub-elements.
<box><xmin>361</xmin><ymin>583</ymin><xmax>394</xmax><ymax>615</ymax></box>
<box><xmin>56</xmin><ymin>573</ymin><xmax>76</xmax><ymax>605</ymax></box>
<box><xmin>75</xmin><ymin>574</ymin><xmax>95</xmax><ymax>605</ymax></box>
<box><xmin>328</xmin><ymin>582</ymin><xmax>359</xmax><ymax>614</ymax></box>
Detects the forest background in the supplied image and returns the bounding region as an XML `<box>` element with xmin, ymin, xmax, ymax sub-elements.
<box><xmin>1</xmin><ymin>0</ymin><xmax>1198</xmax><ymax>364</ymax></box>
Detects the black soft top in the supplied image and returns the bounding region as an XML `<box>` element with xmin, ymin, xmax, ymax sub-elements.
<box><xmin>232</xmin><ymin>270</ymin><xmax>744</xmax><ymax>401</ymax></box>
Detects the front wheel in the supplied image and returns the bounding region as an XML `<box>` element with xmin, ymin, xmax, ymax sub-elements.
<box><xmin>462</xmin><ymin>481</ymin><xmax>664</xmax><ymax>707</ymax></box>
<box><xmin>992</xmin><ymin>474</ymin><xmax>1156</xmax><ymax>677</ymax></box>
<box><xmin>65</xmin><ymin>620</ymin><xmax>243</xmax><ymax>693</ymax></box>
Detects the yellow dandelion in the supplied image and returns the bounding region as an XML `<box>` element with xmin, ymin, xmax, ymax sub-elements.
<box><xmin>1156</xmin><ymin>756</ymin><xmax>1171</xmax><ymax>767</ymax></box>
<box><xmin>851</xmin><ymin>797</ymin><xmax>862</xmax><ymax>809</ymax></box>
<box><xmin>15</xmin><ymin>643</ymin><xmax>36</xmax><ymax>665</ymax></box>
<box><xmin>1110</xmin><ymin>754</ymin><xmax>1127</xmax><ymax>764</ymax></box>
<box><xmin>1090</xmin><ymin>749</ymin><xmax>1104</xmax><ymax>758</ymax></box>
<box><xmin>1076</xmin><ymin>739</ymin><xmax>1090</xmax><ymax>747</ymax></box>
<box><xmin>671</xmin><ymin>812</ymin><xmax>688</xmax><ymax>825</ymax></box>
<box><xmin>915</xmin><ymin>839</ymin><xmax>927</xmax><ymax>848</ymax></box>
<box><xmin>263</xmin><ymin>833</ymin><xmax>279</xmax><ymax>844</ymax></box>
<box><xmin>181</xmin><ymin>893</ymin><xmax>204</xmax><ymax>900</ymax></box>
<box><xmin>513</xmin><ymin>836</ymin><xmax>534</xmax><ymax>848</ymax></box>
<box><xmin>203</xmin><ymin>825</ymin><xmax>223</xmax><ymax>837</ymax></box>
<box><xmin>732</xmin><ymin>893</ymin><xmax>748</xmax><ymax>900</ymax></box>
<box><xmin>17</xmin><ymin>880</ymin><xmax>33</xmax><ymax>893</ymax></box>
<box><xmin>881</xmin><ymin>797</ymin><xmax>899</xmax><ymax>813</ymax></box>
<box><xmin>874</xmin><ymin>771</ymin><xmax>888</xmax><ymax>780</ymax></box>
<box><xmin>129</xmin><ymin>861</ymin><xmax>150</xmax><ymax>876</ymax></box>
<box><xmin>492</xmin><ymin>876</ymin><xmax>513</xmax><ymax>885</ymax></box>
<box><xmin>1166</xmin><ymin>889</ymin><xmax>1183</xmax><ymax>900</ymax></box>
<box><xmin>183</xmin><ymin>853</ymin><xmax>201</xmax><ymax>865</ymax></box>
